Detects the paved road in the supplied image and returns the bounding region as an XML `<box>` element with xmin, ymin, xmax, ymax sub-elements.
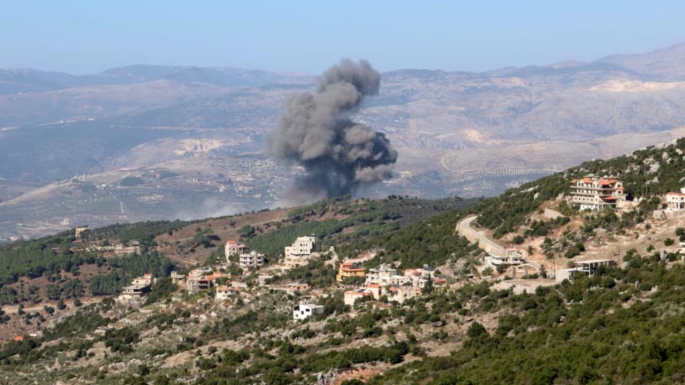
<box><xmin>456</xmin><ymin>215</ymin><xmax>506</xmax><ymax>257</ymax></box>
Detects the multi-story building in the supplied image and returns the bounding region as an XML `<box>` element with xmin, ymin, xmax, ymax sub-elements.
<box><xmin>226</xmin><ymin>240</ymin><xmax>247</xmax><ymax>260</ymax></box>
<box><xmin>569</xmin><ymin>176</ymin><xmax>626</xmax><ymax>211</ymax></box>
<box><xmin>336</xmin><ymin>261</ymin><xmax>366</xmax><ymax>282</ymax></box>
<box><xmin>239</xmin><ymin>251</ymin><xmax>265</xmax><ymax>269</ymax></box>
<box><xmin>284</xmin><ymin>236</ymin><xmax>317</xmax><ymax>269</ymax></box>
<box><xmin>365</xmin><ymin>264</ymin><xmax>403</xmax><ymax>286</ymax></box>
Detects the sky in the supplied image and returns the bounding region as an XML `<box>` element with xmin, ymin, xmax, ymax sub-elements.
<box><xmin>2</xmin><ymin>1</ymin><xmax>685</xmax><ymax>75</ymax></box>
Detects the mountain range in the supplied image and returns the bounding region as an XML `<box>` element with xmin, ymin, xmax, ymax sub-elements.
<box><xmin>3</xmin><ymin>41</ymin><xmax>685</xmax><ymax>239</ymax></box>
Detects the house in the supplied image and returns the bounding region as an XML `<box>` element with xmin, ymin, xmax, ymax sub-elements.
<box><xmin>293</xmin><ymin>301</ymin><xmax>325</xmax><ymax>321</ymax></box>
<box><xmin>170</xmin><ymin>271</ymin><xmax>186</xmax><ymax>284</ymax></box>
<box><xmin>226</xmin><ymin>240</ymin><xmax>247</xmax><ymax>259</ymax></box>
<box><xmin>666</xmin><ymin>189</ymin><xmax>685</xmax><ymax>210</ymax></box>
<box><xmin>186</xmin><ymin>268</ymin><xmax>228</xmax><ymax>293</ymax></box>
<box><xmin>216</xmin><ymin>285</ymin><xmax>240</xmax><ymax>301</ymax></box>
<box><xmin>239</xmin><ymin>251</ymin><xmax>266</xmax><ymax>269</ymax></box>
<box><xmin>403</xmin><ymin>265</ymin><xmax>435</xmax><ymax>288</ymax></box>
<box><xmin>119</xmin><ymin>273</ymin><xmax>153</xmax><ymax>300</ymax></box>
<box><xmin>344</xmin><ymin>289</ymin><xmax>374</xmax><ymax>306</ymax></box>
<box><xmin>286</xmin><ymin>282</ymin><xmax>310</xmax><ymax>294</ymax></box>
<box><xmin>569</xmin><ymin>176</ymin><xmax>626</xmax><ymax>211</ymax></box>
<box><xmin>336</xmin><ymin>261</ymin><xmax>366</xmax><ymax>282</ymax></box>
<box><xmin>366</xmin><ymin>264</ymin><xmax>404</xmax><ymax>286</ymax></box>
<box><xmin>485</xmin><ymin>249</ymin><xmax>525</xmax><ymax>269</ymax></box>
<box><xmin>365</xmin><ymin>283</ymin><xmax>382</xmax><ymax>299</ymax></box>
<box><xmin>131</xmin><ymin>273</ymin><xmax>153</xmax><ymax>286</ymax></box>
<box><xmin>284</xmin><ymin>236</ymin><xmax>316</xmax><ymax>269</ymax></box>
<box><xmin>285</xmin><ymin>236</ymin><xmax>316</xmax><ymax>259</ymax></box>
<box><xmin>387</xmin><ymin>286</ymin><xmax>420</xmax><ymax>304</ymax></box>
<box><xmin>258</xmin><ymin>274</ymin><xmax>274</xmax><ymax>286</ymax></box>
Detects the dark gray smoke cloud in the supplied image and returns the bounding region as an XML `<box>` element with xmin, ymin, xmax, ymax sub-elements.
<box><xmin>268</xmin><ymin>59</ymin><xmax>398</xmax><ymax>203</ymax></box>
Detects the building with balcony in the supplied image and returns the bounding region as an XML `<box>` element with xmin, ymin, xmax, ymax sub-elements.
<box><xmin>336</xmin><ymin>261</ymin><xmax>366</xmax><ymax>282</ymax></box>
<box><xmin>569</xmin><ymin>176</ymin><xmax>626</xmax><ymax>211</ymax></box>
<box><xmin>239</xmin><ymin>251</ymin><xmax>266</xmax><ymax>269</ymax></box>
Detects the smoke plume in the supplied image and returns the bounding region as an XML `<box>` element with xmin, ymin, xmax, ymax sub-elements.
<box><xmin>268</xmin><ymin>59</ymin><xmax>397</xmax><ymax>203</ymax></box>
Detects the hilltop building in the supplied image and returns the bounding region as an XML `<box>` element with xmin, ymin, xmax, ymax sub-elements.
<box><xmin>284</xmin><ymin>236</ymin><xmax>317</xmax><ymax>269</ymax></box>
<box><xmin>336</xmin><ymin>261</ymin><xmax>366</xmax><ymax>282</ymax></box>
<box><xmin>569</xmin><ymin>176</ymin><xmax>626</xmax><ymax>211</ymax></box>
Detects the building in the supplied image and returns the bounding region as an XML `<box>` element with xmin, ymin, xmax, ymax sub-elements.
<box><xmin>387</xmin><ymin>286</ymin><xmax>420</xmax><ymax>304</ymax></box>
<box><xmin>569</xmin><ymin>176</ymin><xmax>626</xmax><ymax>211</ymax></box>
<box><xmin>119</xmin><ymin>273</ymin><xmax>153</xmax><ymax>300</ymax></box>
<box><xmin>74</xmin><ymin>226</ymin><xmax>89</xmax><ymax>239</ymax></box>
<box><xmin>286</xmin><ymin>282</ymin><xmax>310</xmax><ymax>294</ymax></box>
<box><xmin>484</xmin><ymin>249</ymin><xmax>525</xmax><ymax>269</ymax></box>
<box><xmin>403</xmin><ymin>265</ymin><xmax>435</xmax><ymax>288</ymax></box>
<box><xmin>283</xmin><ymin>236</ymin><xmax>317</xmax><ymax>269</ymax></box>
<box><xmin>578</xmin><ymin>259</ymin><xmax>615</xmax><ymax>276</ymax></box>
<box><xmin>239</xmin><ymin>251</ymin><xmax>266</xmax><ymax>269</ymax></box>
<box><xmin>555</xmin><ymin>259</ymin><xmax>616</xmax><ymax>282</ymax></box>
<box><xmin>666</xmin><ymin>189</ymin><xmax>685</xmax><ymax>210</ymax></box>
<box><xmin>258</xmin><ymin>274</ymin><xmax>274</xmax><ymax>286</ymax></box>
<box><xmin>365</xmin><ymin>283</ymin><xmax>382</xmax><ymax>299</ymax></box>
<box><xmin>170</xmin><ymin>271</ymin><xmax>186</xmax><ymax>284</ymax></box>
<box><xmin>343</xmin><ymin>289</ymin><xmax>374</xmax><ymax>306</ymax></box>
<box><xmin>216</xmin><ymin>285</ymin><xmax>240</xmax><ymax>301</ymax></box>
<box><xmin>336</xmin><ymin>261</ymin><xmax>366</xmax><ymax>282</ymax></box>
<box><xmin>366</xmin><ymin>264</ymin><xmax>403</xmax><ymax>286</ymax></box>
<box><xmin>186</xmin><ymin>268</ymin><xmax>228</xmax><ymax>293</ymax></box>
<box><xmin>285</xmin><ymin>236</ymin><xmax>316</xmax><ymax>259</ymax></box>
<box><xmin>226</xmin><ymin>240</ymin><xmax>247</xmax><ymax>259</ymax></box>
<box><xmin>293</xmin><ymin>301</ymin><xmax>325</xmax><ymax>321</ymax></box>
<box><xmin>131</xmin><ymin>273</ymin><xmax>153</xmax><ymax>286</ymax></box>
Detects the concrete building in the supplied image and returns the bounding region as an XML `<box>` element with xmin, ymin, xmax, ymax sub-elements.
<box><xmin>484</xmin><ymin>249</ymin><xmax>525</xmax><ymax>269</ymax></box>
<box><xmin>387</xmin><ymin>286</ymin><xmax>420</xmax><ymax>304</ymax></box>
<box><xmin>570</xmin><ymin>176</ymin><xmax>626</xmax><ymax>211</ymax></box>
<box><xmin>186</xmin><ymin>268</ymin><xmax>228</xmax><ymax>293</ymax></box>
<box><xmin>226</xmin><ymin>240</ymin><xmax>247</xmax><ymax>259</ymax></box>
<box><xmin>336</xmin><ymin>261</ymin><xmax>366</xmax><ymax>282</ymax></box>
<box><xmin>666</xmin><ymin>189</ymin><xmax>685</xmax><ymax>210</ymax></box>
<box><xmin>404</xmin><ymin>265</ymin><xmax>435</xmax><ymax>288</ymax></box>
<box><xmin>132</xmin><ymin>273</ymin><xmax>153</xmax><ymax>286</ymax></box>
<box><xmin>170</xmin><ymin>271</ymin><xmax>186</xmax><ymax>284</ymax></box>
<box><xmin>119</xmin><ymin>273</ymin><xmax>153</xmax><ymax>300</ymax></box>
<box><xmin>344</xmin><ymin>289</ymin><xmax>374</xmax><ymax>306</ymax></box>
<box><xmin>366</xmin><ymin>264</ymin><xmax>403</xmax><ymax>286</ymax></box>
<box><xmin>293</xmin><ymin>301</ymin><xmax>324</xmax><ymax>321</ymax></box>
<box><xmin>283</xmin><ymin>236</ymin><xmax>317</xmax><ymax>270</ymax></box>
<box><xmin>555</xmin><ymin>259</ymin><xmax>615</xmax><ymax>282</ymax></box>
<box><xmin>74</xmin><ymin>226</ymin><xmax>89</xmax><ymax>239</ymax></box>
<box><xmin>239</xmin><ymin>251</ymin><xmax>266</xmax><ymax>269</ymax></box>
<box><xmin>215</xmin><ymin>285</ymin><xmax>240</xmax><ymax>301</ymax></box>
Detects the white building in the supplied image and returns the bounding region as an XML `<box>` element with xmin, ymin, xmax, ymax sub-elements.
<box><xmin>569</xmin><ymin>176</ymin><xmax>626</xmax><ymax>211</ymax></box>
<box><xmin>239</xmin><ymin>251</ymin><xmax>265</xmax><ymax>269</ymax></box>
<box><xmin>293</xmin><ymin>301</ymin><xmax>324</xmax><ymax>321</ymax></box>
<box><xmin>343</xmin><ymin>289</ymin><xmax>374</xmax><ymax>306</ymax></box>
<box><xmin>366</xmin><ymin>264</ymin><xmax>404</xmax><ymax>286</ymax></box>
<box><xmin>285</xmin><ymin>236</ymin><xmax>316</xmax><ymax>259</ymax></box>
<box><xmin>666</xmin><ymin>189</ymin><xmax>685</xmax><ymax>210</ymax></box>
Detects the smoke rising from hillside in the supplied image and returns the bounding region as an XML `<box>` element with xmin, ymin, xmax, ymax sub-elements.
<box><xmin>267</xmin><ymin>59</ymin><xmax>397</xmax><ymax>203</ymax></box>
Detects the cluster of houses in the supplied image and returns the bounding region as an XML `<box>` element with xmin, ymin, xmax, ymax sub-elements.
<box><xmin>226</xmin><ymin>240</ymin><xmax>266</xmax><ymax>269</ymax></box>
<box><xmin>283</xmin><ymin>236</ymin><xmax>317</xmax><ymax>270</ymax></box>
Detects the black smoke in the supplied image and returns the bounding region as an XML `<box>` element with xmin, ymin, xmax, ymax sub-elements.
<box><xmin>267</xmin><ymin>59</ymin><xmax>398</xmax><ymax>203</ymax></box>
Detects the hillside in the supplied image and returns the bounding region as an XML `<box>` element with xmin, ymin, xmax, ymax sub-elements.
<box><xmin>2</xmin><ymin>140</ymin><xmax>685</xmax><ymax>383</ymax></box>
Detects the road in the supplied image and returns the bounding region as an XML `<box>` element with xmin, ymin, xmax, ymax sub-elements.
<box><xmin>456</xmin><ymin>215</ymin><xmax>506</xmax><ymax>257</ymax></box>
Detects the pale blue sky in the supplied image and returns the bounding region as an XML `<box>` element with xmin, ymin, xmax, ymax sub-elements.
<box><xmin>1</xmin><ymin>1</ymin><xmax>684</xmax><ymax>74</ymax></box>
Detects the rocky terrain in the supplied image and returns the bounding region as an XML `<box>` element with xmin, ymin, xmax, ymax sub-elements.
<box><xmin>4</xmin><ymin>42</ymin><xmax>685</xmax><ymax>238</ymax></box>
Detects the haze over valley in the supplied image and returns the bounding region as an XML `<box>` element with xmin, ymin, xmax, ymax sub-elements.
<box><xmin>3</xmin><ymin>42</ymin><xmax>685</xmax><ymax>239</ymax></box>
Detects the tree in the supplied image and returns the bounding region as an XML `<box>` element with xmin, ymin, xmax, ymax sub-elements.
<box><xmin>57</xmin><ymin>299</ymin><xmax>66</xmax><ymax>310</ymax></box>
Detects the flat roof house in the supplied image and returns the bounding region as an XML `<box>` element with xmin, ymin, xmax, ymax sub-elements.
<box><xmin>293</xmin><ymin>301</ymin><xmax>324</xmax><ymax>321</ymax></box>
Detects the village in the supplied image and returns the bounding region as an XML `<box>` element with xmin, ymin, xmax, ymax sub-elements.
<box><xmin>109</xmin><ymin>174</ymin><xmax>685</xmax><ymax>323</ymax></box>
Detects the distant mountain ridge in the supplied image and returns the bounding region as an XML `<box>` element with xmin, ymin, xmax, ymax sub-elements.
<box><xmin>0</xmin><ymin>64</ymin><xmax>314</xmax><ymax>95</ymax></box>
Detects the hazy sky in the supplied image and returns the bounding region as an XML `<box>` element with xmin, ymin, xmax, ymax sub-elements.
<box><xmin>2</xmin><ymin>1</ymin><xmax>685</xmax><ymax>74</ymax></box>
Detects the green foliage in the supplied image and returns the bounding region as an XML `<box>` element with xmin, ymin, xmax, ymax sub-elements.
<box><xmin>144</xmin><ymin>277</ymin><xmax>178</xmax><ymax>305</ymax></box>
<box><xmin>120</xmin><ymin>176</ymin><xmax>144</xmax><ymax>186</ymax></box>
